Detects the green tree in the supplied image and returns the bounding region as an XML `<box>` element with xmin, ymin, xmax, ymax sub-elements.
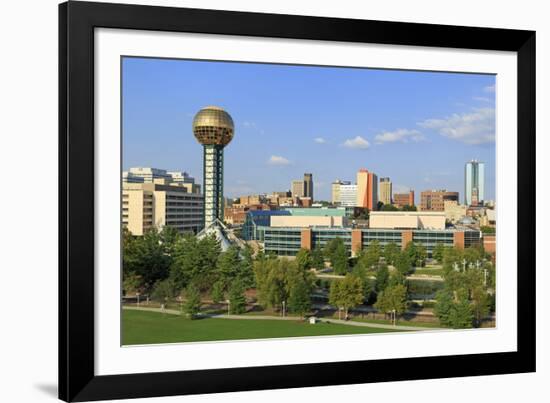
<box><xmin>374</xmin><ymin>284</ymin><xmax>408</xmax><ymax>321</ymax></box>
<box><xmin>353</xmin><ymin>208</ymin><xmax>370</xmax><ymax>220</ymax></box>
<box><xmin>442</xmin><ymin>246</ymin><xmax>464</xmax><ymax>275</ymax></box>
<box><xmin>123</xmin><ymin>272</ymin><xmax>143</xmax><ymax>296</ymax></box>
<box><xmin>434</xmin><ymin>289</ymin><xmax>454</xmax><ymax>326</ymax></box>
<box><xmin>329</xmin><ymin>274</ymin><xmax>364</xmax><ymax>319</ymax></box>
<box><xmin>448</xmin><ymin>297</ymin><xmax>474</xmax><ymax>328</ymax></box>
<box><xmin>381</xmin><ymin>204</ymin><xmax>398</xmax><ymax>211</ymax></box>
<box><xmin>210</xmin><ymin>280</ymin><xmax>225</xmax><ymax>304</ymax></box>
<box><xmin>394</xmin><ymin>252</ymin><xmax>412</xmax><ymax>276</ymax></box>
<box><xmin>183</xmin><ymin>284</ymin><xmax>201</xmax><ymax>319</ymax></box>
<box><xmin>434</xmin><ymin>290</ymin><xmax>474</xmax><ymax>328</ymax></box>
<box><xmin>217</xmin><ymin>245</ymin><xmax>242</xmax><ymax>289</ymax></box>
<box><xmin>363</xmin><ymin>240</ymin><xmax>382</xmax><ymax>269</ymax></box>
<box><xmin>432</xmin><ymin>243</ymin><xmax>446</xmax><ymax>263</ymax></box>
<box><xmin>123</xmin><ymin>228</ymin><xmax>172</xmax><ymax>291</ymax></box>
<box><xmin>311</xmin><ymin>247</ymin><xmax>325</xmax><ymax>270</ymax></box>
<box><xmin>288</xmin><ymin>278</ymin><xmax>311</xmax><ymax>318</ymax></box>
<box><xmin>295</xmin><ymin>248</ymin><xmax>313</xmax><ymax>272</ymax></box>
<box><xmin>480</xmin><ymin>226</ymin><xmax>496</xmax><ymax>234</ymax></box>
<box><xmin>401</xmin><ymin>205</ymin><xmax>417</xmax><ymax>211</ymax></box>
<box><xmin>228</xmin><ymin>281</ymin><xmax>247</xmax><ymax>314</ymax></box>
<box><xmin>170</xmin><ymin>234</ymin><xmax>221</xmax><ymax>292</ymax></box>
<box><xmin>240</xmin><ymin>244</ymin><xmax>256</xmax><ymax>288</ymax></box>
<box><xmin>326</xmin><ymin>238</ymin><xmax>349</xmax><ymax>275</ymax></box>
<box><xmin>374</xmin><ymin>263</ymin><xmax>390</xmax><ymax>293</ymax></box>
<box><xmin>151</xmin><ymin>278</ymin><xmax>177</xmax><ymax>305</ymax></box>
<box><xmin>383</xmin><ymin>242</ymin><xmax>400</xmax><ymax>265</ymax></box>
<box><xmin>416</xmin><ymin>244</ymin><xmax>427</xmax><ymax>267</ymax></box>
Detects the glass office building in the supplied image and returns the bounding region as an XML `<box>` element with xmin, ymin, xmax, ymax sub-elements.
<box><xmin>465</xmin><ymin>160</ymin><xmax>485</xmax><ymax>206</ymax></box>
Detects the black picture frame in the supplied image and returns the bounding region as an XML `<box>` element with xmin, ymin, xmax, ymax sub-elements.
<box><xmin>59</xmin><ymin>1</ymin><xmax>536</xmax><ymax>401</ymax></box>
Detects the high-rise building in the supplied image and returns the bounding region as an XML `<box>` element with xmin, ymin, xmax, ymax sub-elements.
<box><xmin>379</xmin><ymin>177</ymin><xmax>392</xmax><ymax>205</ymax></box>
<box><xmin>356</xmin><ymin>169</ymin><xmax>378</xmax><ymax>210</ymax></box>
<box><xmin>339</xmin><ymin>184</ymin><xmax>358</xmax><ymax>207</ymax></box>
<box><xmin>331</xmin><ymin>180</ymin><xmax>350</xmax><ymax>204</ymax></box>
<box><xmin>420</xmin><ymin>189</ymin><xmax>459</xmax><ymax>211</ymax></box>
<box><xmin>291</xmin><ymin>180</ymin><xmax>304</xmax><ymax>198</ymax></box>
<box><xmin>465</xmin><ymin>160</ymin><xmax>485</xmax><ymax>206</ymax></box>
<box><xmin>123</xmin><ymin>167</ymin><xmax>172</xmax><ymax>183</ymax></box>
<box><xmin>123</xmin><ymin>168</ymin><xmax>202</xmax><ymax>194</ymax></box>
<box><xmin>192</xmin><ymin>106</ymin><xmax>234</xmax><ymax>228</ymax></box>
<box><xmin>303</xmin><ymin>173</ymin><xmax>313</xmax><ymax>201</ymax></box>
<box><xmin>122</xmin><ymin>182</ymin><xmax>204</xmax><ymax>235</ymax></box>
<box><xmin>393</xmin><ymin>191</ymin><xmax>415</xmax><ymax>208</ymax></box>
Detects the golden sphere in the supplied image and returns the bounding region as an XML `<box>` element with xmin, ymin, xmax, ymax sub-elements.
<box><xmin>192</xmin><ymin>106</ymin><xmax>234</xmax><ymax>146</ymax></box>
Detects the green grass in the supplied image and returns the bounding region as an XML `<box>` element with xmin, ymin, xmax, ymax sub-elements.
<box><xmin>122</xmin><ymin>310</ymin><xmax>404</xmax><ymax>345</ymax></box>
<box><xmin>413</xmin><ymin>268</ymin><xmax>444</xmax><ymax>276</ymax></box>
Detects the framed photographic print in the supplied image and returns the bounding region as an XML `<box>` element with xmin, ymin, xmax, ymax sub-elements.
<box><xmin>59</xmin><ymin>1</ymin><xmax>536</xmax><ymax>401</ymax></box>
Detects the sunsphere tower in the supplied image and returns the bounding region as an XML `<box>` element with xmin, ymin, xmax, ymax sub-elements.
<box><xmin>192</xmin><ymin>106</ymin><xmax>235</xmax><ymax>228</ymax></box>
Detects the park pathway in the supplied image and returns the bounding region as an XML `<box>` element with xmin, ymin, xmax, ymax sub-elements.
<box><xmin>123</xmin><ymin>306</ymin><xmax>442</xmax><ymax>331</ymax></box>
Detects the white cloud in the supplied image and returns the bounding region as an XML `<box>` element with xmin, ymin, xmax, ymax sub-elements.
<box><xmin>484</xmin><ymin>84</ymin><xmax>496</xmax><ymax>93</ymax></box>
<box><xmin>242</xmin><ymin>121</ymin><xmax>257</xmax><ymax>128</ymax></box>
<box><xmin>314</xmin><ymin>137</ymin><xmax>326</xmax><ymax>144</ymax></box>
<box><xmin>267</xmin><ymin>155</ymin><xmax>291</xmax><ymax>165</ymax></box>
<box><xmin>374</xmin><ymin>129</ymin><xmax>425</xmax><ymax>144</ymax></box>
<box><xmin>418</xmin><ymin>107</ymin><xmax>495</xmax><ymax>145</ymax></box>
<box><xmin>472</xmin><ymin>96</ymin><xmax>493</xmax><ymax>103</ymax></box>
<box><xmin>342</xmin><ymin>136</ymin><xmax>370</xmax><ymax>149</ymax></box>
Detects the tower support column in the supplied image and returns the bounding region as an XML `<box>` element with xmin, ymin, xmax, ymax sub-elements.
<box><xmin>203</xmin><ymin>145</ymin><xmax>224</xmax><ymax>228</ymax></box>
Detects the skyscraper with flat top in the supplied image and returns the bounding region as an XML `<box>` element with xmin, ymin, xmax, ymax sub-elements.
<box><xmin>356</xmin><ymin>169</ymin><xmax>378</xmax><ymax>210</ymax></box>
<box><xmin>465</xmin><ymin>160</ymin><xmax>485</xmax><ymax>206</ymax></box>
<box><xmin>379</xmin><ymin>177</ymin><xmax>392</xmax><ymax>205</ymax></box>
<box><xmin>192</xmin><ymin>106</ymin><xmax>234</xmax><ymax>228</ymax></box>
<box><xmin>303</xmin><ymin>173</ymin><xmax>313</xmax><ymax>201</ymax></box>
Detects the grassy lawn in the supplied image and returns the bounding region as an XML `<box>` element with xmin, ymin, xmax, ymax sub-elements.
<box><xmin>122</xmin><ymin>309</ymin><xmax>404</xmax><ymax>345</ymax></box>
<box><xmin>413</xmin><ymin>268</ymin><xmax>444</xmax><ymax>276</ymax></box>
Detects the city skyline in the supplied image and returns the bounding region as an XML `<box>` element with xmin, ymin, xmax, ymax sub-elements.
<box><xmin>122</xmin><ymin>57</ymin><xmax>496</xmax><ymax>202</ymax></box>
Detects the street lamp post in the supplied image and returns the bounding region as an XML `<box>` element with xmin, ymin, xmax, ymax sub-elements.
<box><xmin>226</xmin><ymin>299</ymin><xmax>230</xmax><ymax>316</ymax></box>
<box><xmin>136</xmin><ymin>292</ymin><xmax>140</xmax><ymax>306</ymax></box>
<box><xmin>282</xmin><ymin>301</ymin><xmax>286</xmax><ymax>318</ymax></box>
<box><xmin>392</xmin><ymin>309</ymin><xmax>396</xmax><ymax>326</ymax></box>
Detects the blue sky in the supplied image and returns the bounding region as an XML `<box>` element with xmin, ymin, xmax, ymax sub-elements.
<box><xmin>122</xmin><ymin>57</ymin><xmax>496</xmax><ymax>203</ymax></box>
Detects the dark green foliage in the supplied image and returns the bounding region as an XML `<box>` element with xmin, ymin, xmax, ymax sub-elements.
<box><xmin>434</xmin><ymin>290</ymin><xmax>474</xmax><ymax>329</ymax></box>
<box><xmin>480</xmin><ymin>225</ymin><xmax>496</xmax><ymax>234</ymax></box>
<box><xmin>380</xmin><ymin>204</ymin><xmax>398</xmax><ymax>211</ymax></box>
<box><xmin>353</xmin><ymin>208</ymin><xmax>370</xmax><ymax>220</ymax></box>
<box><xmin>394</xmin><ymin>251</ymin><xmax>413</xmax><ymax>275</ymax></box>
<box><xmin>374</xmin><ymin>284</ymin><xmax>408</xmax><ymax>317</ymax></box>
<box><xmin>432</xmin><ymin>243</ymin><xmax>446</xmax><ymax>262</ymax></box>
<box><xmin>374</xmin><ymin>263</ymin><xmax>390</xmax><ymax>293</ymax></box>
<box><xmin>324</xmin><ymin>238</ymin><xmax>349</xmax><ymax>275</ymax></box>
<box><xmin>401</xmin><ymin>205</ymin><xmax>417</xmax><ymax>211</ymax></box>
<box><xmin>170</xmin><ymin>234</ymin><xmax>221</xmax><ymax>292</ymax></box>
<box><xmin>448</xmin><ymin>298</ymin><xmax>474</xmax><ymax>329</ymax></box>
<box><xmin>123</xmin><ymin>227</ymin><xmax>174</xmax><ymax>291</ymax></box>
<box><xmin>288</xmin><ymin>278</ymin><xmax>311</xmax><ymax>318</ymax></box>
<box><xmin>210</xmin><ymin>281</ymin><xmax>225</xmax><ymax>304</ymax></box>
<box><xmin>150</xmin><ymin>278</ymin><xmax>177</xmax><ymax>304</ymax></box>
<box><xmin>295</xmin><ymin>248</ymin><xmax>313</xmax><ymax>272</ymax></box>
<box><xmin>434</xmin><ymin>290</ymin><xmax>454</xmax><ymax>326</ymax></box>
<box><xmin>383</xmin><ymin>242</ymin><xmax>400</xmax><ymax>265</ymax></box>
<box><xmin>183</xmin><ymin>284</ymin><xmax>201</xmax><ymax>318</ymax></box>
<box><xmin>311</xmin><ymin>247</ymin><xmax>325</xmax><ymax>270</ymax></box>
<box><xmin>404</xmin><ymin>241</ymin><xmax>426</xmax><ymax>267</ymax></box>
<box><xmin>228</xmin><ymin>281</ymin><xmax>247</xmax><ymax>314</ymax></box>
<box><xmin>329</xmin><ymin>274</ymin><xmax>364</xmax><ymax>317</ymax></box>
